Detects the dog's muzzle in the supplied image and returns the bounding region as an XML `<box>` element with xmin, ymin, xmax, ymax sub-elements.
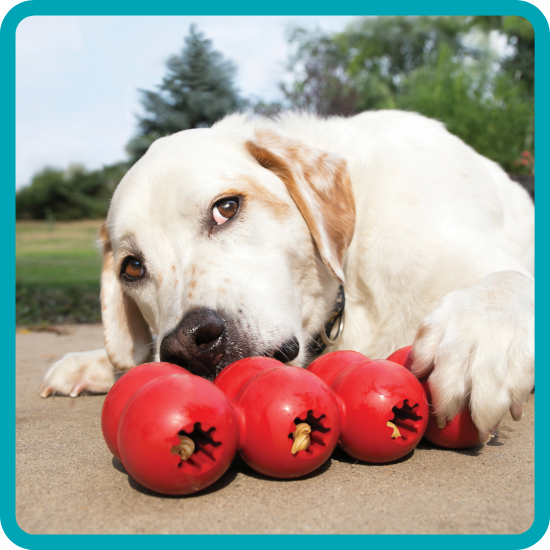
<box><xmin>159</xmin><ymin>308</ymin><xmax>226</xmax><ymax>379</ymax></box>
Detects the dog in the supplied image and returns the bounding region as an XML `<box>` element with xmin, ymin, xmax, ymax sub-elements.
<box><xmin>39</xmin><ymin>109</ymin><xmax>534</xmax><ymax>443</ymax></box>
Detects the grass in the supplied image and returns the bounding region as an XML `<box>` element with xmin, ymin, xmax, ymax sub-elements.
<box><xmin>16</xmin><ymin>220</ymin><xmax>103</xmax><ymax>285</ymax></box>
<box><xmin>16</xmin><ymin>220</ymin><xmax>104</xmax><ymax>325</ymax></box>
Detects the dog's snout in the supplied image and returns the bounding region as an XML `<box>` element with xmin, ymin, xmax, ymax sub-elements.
<box><xmin>272</xmin><ymin>336</ymin><xmax>300</xmax><ymax>363</ymax></box>
<box><xmin>159</xmin><ymin>309</ymin><xmax>226</xmax><ymax>379</ymax></box>
<box><xmin>194</xmin><ymin>319</ymin><xmax>224</xmax><ymax>351</ymax></box>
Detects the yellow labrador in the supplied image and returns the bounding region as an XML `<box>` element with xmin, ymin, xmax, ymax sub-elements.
<box><xmin>40</xmin><ymin>110</ymin><xmax>534</xmax><ymax>442</ymax></box>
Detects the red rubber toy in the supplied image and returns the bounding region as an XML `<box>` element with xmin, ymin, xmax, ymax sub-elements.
<box><xmin>386</xmin><ymin>345</ymin><xmax>481</xmax><ymax>449</ymax></box>
<box><xmin>386</xmin><ymin>345</ymin><xmax>413</xmax><ymax>371</ymax></box>
<box><xmin>230</xmin><ymin>366</ymin><xmax>341</xmax><ymax>478</ymax></box>
<box><xmin>308</xmin><ymin>353</ymin><xmax>429</xmax><ymax>463</ymax></box>
<box><xmin>101</xmin><ymin>362</ymin><xmax>190</xmax><ymax>461</ymax></box>
<box><xmin>213</xmin><ymin>356</ymin><xmax>282</xmax><ymax>399</ymax></box>
<box><xmin>118</xmin><ymin>374</ymin><xmax>239</xmax><ymax>495</ymax></box>
<box><xmin>421</xmin><ymin>383</ymin><xmax>481</xmax><ymax>448</ymax></box>
<box><xmin>307</xmin><ymin>350</ymin><xmax>369</xmax><ymax>386</ymax></box>
<box><xmin>214</xmin><ymin>359</ymin><xmax>341</xmax><ymax>478</ymax></box>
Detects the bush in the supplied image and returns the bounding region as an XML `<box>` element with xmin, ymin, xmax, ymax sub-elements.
<box><xmin>16</xmin><ymin>283</ymin><xmax>101</xmax><ymax>325</ymax></box>
<box><xmin>395</xmin><ymin>45</ymin><xmax>534</xmax><ymax>173</ymax></box>
<box><xmin>16</xmin><ymin>162</ymin><xmax>129</xmax><ymax>221</ymax></box>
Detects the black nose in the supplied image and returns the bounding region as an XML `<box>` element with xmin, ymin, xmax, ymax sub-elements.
<box><xmin>159</xmin><ymin>309</ymin><xmax>226</xmax><ymax>379</ymax></box>
<box><xmin>271</xmin><ymin>336</ymin><xmax>300</xmax><ymax>363</ymax></box>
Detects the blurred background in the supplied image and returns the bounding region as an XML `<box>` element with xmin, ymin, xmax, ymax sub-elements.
<box><xmin>15</xmin><ymin>15</ymin><xmax>534</xmax><ymax>327</ymax></box>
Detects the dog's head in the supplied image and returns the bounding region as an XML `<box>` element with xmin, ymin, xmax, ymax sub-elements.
<box><xmin>99</xmin><ymin>123</ymin><xmax>355</xmax><ymax>379</ymax></box>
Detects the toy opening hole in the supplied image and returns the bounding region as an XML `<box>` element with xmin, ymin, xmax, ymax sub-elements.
<box><xmin>288</xmin><ymin>410</ymin><xmax>330</xmax><ymax>451</ymax></box>
<box><xmin>175</xmin><ymin>422</ymin><xmax>221</xmax><ymax>468</ymax></box>
<box><xmin>389</xmin><ymin>400</ymin><xmax>422</xmax><ymax>441</ymax></box>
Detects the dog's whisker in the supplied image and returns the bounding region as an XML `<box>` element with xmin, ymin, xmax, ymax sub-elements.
<box><xmin>242</xmin><ymin>264</ymin><xmax>260</xmax><ymax>295</ymax></box>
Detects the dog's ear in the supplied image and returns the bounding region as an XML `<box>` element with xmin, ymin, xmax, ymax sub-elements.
<box><xmin>99</xmin><ymin>223</ymin><xmax>152</xmax><ymax>371</ymax></box>
<box><xmin>245</xmin><ymin>129</ymin><xmax>356</xmax><ymax>283</ymax></box>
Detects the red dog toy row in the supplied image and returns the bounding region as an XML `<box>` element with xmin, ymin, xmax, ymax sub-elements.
<box><xmin>102</xmin><ymin>359</ymin><xmax>340</xmax><ymax>495</ymax></box>
<box><xmin>101</xmin><ymin>348</ymin><xmax>481</xmax><ymax>495</ymax></box>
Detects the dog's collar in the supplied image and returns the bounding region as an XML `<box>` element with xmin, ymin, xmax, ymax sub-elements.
<box><xmin>308</xmin><ymin>285</ymin><xmax>345</xmax><ymax>356</ymax></box>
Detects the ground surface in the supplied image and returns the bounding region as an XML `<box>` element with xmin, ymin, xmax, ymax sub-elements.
<box><xmin>16</xmin><ymin>324</ymin><xmax>535</xmax><ymax>535</ymax></box>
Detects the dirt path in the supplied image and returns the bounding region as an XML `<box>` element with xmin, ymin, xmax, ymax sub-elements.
<box><xmin>16</xmin><ymin>324</ymin><xmax>534</xmax><ymax>534</ymax></box>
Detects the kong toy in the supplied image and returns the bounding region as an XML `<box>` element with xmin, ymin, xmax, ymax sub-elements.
<box><xmin>101</xmin><ymin>362</ymin><xmax>191</xmax><ymax>461</ymax></box>
<box><xmin>214</xmin><ymin>359</ymin><xmax>341</xmax><ymax>478</ymax></box>
<box><xmin>387</xmin><ymin>346</ymin><xmax>481</xmax><ymax>449</ymax></box>
<box><xmin>308</xmin><ymin>354</ymin><xmax>429</xmax><ymax>463</ymax></box>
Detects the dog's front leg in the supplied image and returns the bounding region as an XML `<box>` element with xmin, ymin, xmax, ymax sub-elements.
<box><xmin>410</xmin><ymin>270</ymin><xmax>534</xmax><ymax>442</ymax></box>
<box><xmin>39</xmin><ymin>349</ymin><xmax>118</xmax><ymax>398</ymax></box>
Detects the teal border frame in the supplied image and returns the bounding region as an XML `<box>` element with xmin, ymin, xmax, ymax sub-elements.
<box><xmin>3</xmin><ymin>1</ymin><xmax>548</xmax><ymax>547</ymax></box>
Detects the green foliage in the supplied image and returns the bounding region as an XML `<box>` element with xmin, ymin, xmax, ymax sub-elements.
<box><xmin>281</xmin><ymin>28</ymin><xmax>362</xmax><ymax>116</ymax></box>
<box><xmin>127</xmin><ymin>24</ymin><xmax>242</xmax><ymax>161</ymax></box>
<box><xmin>16</xmin><ymin>283</ymin><xmax>101</xmax><ymax>325</ymax></box>
<box><xmin>395</xmin><ymin>44</ymin><xmax>534</xmax><ymax>173</ymax></box>
<box><xmin>16</xmin><ymin>162</ymin><xmax>129</xmax><ymax>221</ymax></box>
<box><xmin>281</xmin><ymin>16</ymin><xmax>534</xmax><ymax>174</ymax></box>
<box><xmin>342</xmin><ymin>16</ymin><xmax>471</xmax><ymax>109</ymax></box>
<box><xmin>282</xmin><ymin>17</ymin><xmax>473</xmax><ymax>115</ymax></box>
<box><xmin>469</xmin><ymin>16</ymin><xmax>534</xmax><ymax>94</ymax></box>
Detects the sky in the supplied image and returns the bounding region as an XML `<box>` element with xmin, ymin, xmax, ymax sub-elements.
<box><xmin>15</xmin><ymin>15</ymin><xmax>358</xmax><ymax>189</ymax></box>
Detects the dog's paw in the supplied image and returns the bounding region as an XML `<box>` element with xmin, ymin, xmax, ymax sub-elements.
<box><xmin>39</xmin><ymin>349</ymin><xmax>116</xmax><ymax>398</ymax></box>
<box><xmin>411</xmin><ymin>271</ymin><xmax>534</xmax><ymax>442</ymax></box>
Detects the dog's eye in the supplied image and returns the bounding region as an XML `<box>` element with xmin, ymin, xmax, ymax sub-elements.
<box><xmin>213</xmin><ymin>198</ymin><xmax>238</xmax><ymax>225</ymax></box>
<box><xmin>122</xmin><ymin>257</ymin><xmax>145</xmax><ymax>280</ymax></box>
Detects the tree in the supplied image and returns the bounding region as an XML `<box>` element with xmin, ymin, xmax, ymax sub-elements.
<box><xmin>396</xmin><ymin>43</ymin><xmax>534</xmax><ymax>173</ymax></box>
<box><xmin>15</xmin><ymin>162</ymin><xmax>129</xmax><ymax>221</ymax></box>
<box><xmin>280</xmin><ymin>16</ymin><xmax>534</xmax><ymax>173</ymax></box>
<box><xmin>341</xmin><ymin>16</ymin><xmax>473</xmax><ymax>110</ymax></box>
<box><xmin>127</xmin><ymin>25</ymin><xmax>242</xmax><ymax>161</ymax></box>
<box><xmin>469</xmin><ymin>16</ymin><xmax>534</xmax><ymax>95</ymax></box>
<box><xmin>282</xmin><ymin>17</ymin><xmax>474</xmax><ymax>116</ymax></box>
<box><xmin>280</xmin><ymin>27</ymin><xmax>362</xmax><ymax>116</ymax></box>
